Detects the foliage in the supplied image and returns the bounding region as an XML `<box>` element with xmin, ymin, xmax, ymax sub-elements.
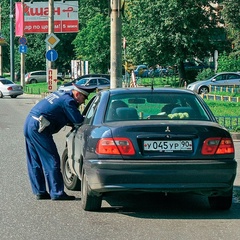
<box><xmin>123</xmin><ymin>0</ymin><xmax>221</xmax><ymax>74</ymax></box>
<box><xmin>216</xmin><ymin>52</ymin><xmax>240</xmax><ymax>72</ymax></box>
<box><xmin>205</xmin><ymin>100</ymin><xmax>240</xmax><ymax>116</ymax></box>
<box><xmin>196</xmin><ymin>68</ymin><xmax>215</xmax><ymax>80</ymax></box>
<box><xmin>78</xmin><ymin>0</ymin><xmax>109</xmax><ymax>28</ymax></box>
<box><xmin>221</xmin><ymin>0</ymin><xmax>240</xmax><ymax>57</ymax></box>
<box><xmin>1</xmin><ymin>0</ymin><xmax>78</xmax><ymax>74</ymax></box>
<box><xmin>0</xmin><ymin>0</ymin><xmax>238</xmax><ymax>79</ymax></box>
<box><xmin>73</xmin><ymin>14</ymin><xmax>110</xmax><ymax>73</ymax></box>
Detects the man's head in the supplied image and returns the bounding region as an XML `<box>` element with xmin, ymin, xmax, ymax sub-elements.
<box><xmin>72</xmin><ymin>84</ymin><xmax>96</xmax><ymax>104</ymax></box>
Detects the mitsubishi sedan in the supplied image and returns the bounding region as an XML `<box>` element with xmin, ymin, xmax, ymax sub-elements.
<box><xmin>61</xmin><ymin>87</ymin><xmax>237</xmax><ymax>211</ymax></box>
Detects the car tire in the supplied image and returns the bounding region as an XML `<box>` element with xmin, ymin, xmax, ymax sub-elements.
<box><xmin>81</xmin><ymin>170</ymin><xmax>102</xmax><ymax>211</ymax></box>
<box><xmin>10</xmin><ymin>95</ymin><xmax>17</xmax><ymax>98</ymax></box>
<box><xmin>208</xmin><ymin>191</ymin><xmax>233</xmax><ymax>210</ymax></box>
<box><xmin>61</xmin><ymin>148</ymin><xmax>81</xmax><ymax>190</ymax></box>
<box><xmin>0</xmin><ymin>91</ymin><xmax>3</xmax><ymax>98</ymax></box>
<box><xmin>198</xmin><ymin>86</ymin><xmax>209</xmax><ymax>94</ymax></box>
<box><xmin>30</xmin><ymin>79</ymin><xmax>37</xmax><ymax>84</ymax></box>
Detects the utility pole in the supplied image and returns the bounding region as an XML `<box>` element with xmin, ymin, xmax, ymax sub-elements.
<box><xmin>110</xmin><ymin>0</ymin><xmax>123</xmax><ymax>88</ymax></box>
<box><xmin>10</xmin><ymin>0</ymin><xmax>15</xmax><ymax>82</ymax></box>
<box><xmin>48</xmin><ymin>0</ymin><xmax>54</xmax><ymax>70</ymax></box>
<box><xmin>20</xmin><ymin>0</ymin><xmax>25</xmax><ymax>87</ymax></box>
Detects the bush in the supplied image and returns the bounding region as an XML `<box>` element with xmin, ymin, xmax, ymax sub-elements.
<box><xmin>217</xmin><ymin>52</ymin><xmax>240</xmax><ymax>72</ymax></box>
<box><xmin>196</xmin><ymin>68</ymin><xmax>215</xmax><ymax>81</ymax></box>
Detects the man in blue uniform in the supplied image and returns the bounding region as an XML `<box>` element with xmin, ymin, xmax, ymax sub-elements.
<box><xmin>23</xmin><ymin>84</ymin><xmax>95</xmax><ymax>200</ymax></box>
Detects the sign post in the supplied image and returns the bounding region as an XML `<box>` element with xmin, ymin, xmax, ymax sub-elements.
<box><xmin>48</xmin><ymin>69</ymin><xmax>58</xmax><ymax>92</ymax></box>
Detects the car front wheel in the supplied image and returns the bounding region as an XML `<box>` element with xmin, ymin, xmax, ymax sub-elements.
<box><xmin>81</xmin><ymin>170</ymin><xmax>102</xmax><ymax>211</ymax></box>
<box><xmin>30</xmin><ymin>79</ymin><xmax>37</xmax><ymax>84</ymax></box>
<box><xmin>198</xmin><ymin>86</ymin><xmax>209</xmax><ymax>94</ymax></box>
<box><xmin>61</xmin><ymin>148</ymin><xmax>81</xmax><ymax>190</ymax></box>
<box><xmin>208</xmin><ymin>191</ymin><xmax>233</xmax><ymax>210</ymax></box>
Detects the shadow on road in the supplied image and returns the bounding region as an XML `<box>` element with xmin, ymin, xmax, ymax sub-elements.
<box><xmin>99</xmin><ymin>186</ymin><xmax>240</xmax><ymax>219</ymax></box>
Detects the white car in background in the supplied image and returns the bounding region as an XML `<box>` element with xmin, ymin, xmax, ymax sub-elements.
<box><xmin>0</xmin><ymin>77</ymin><xmax>23</xmax><ymax>98</ymax></box>
<box><xmin>187</xmin><ymin>72</ymin><xmax>240</xmax><ymax>94</ymax></box>
<box><xmin>58</xmin><ymin>77</ymin><xmax>110</xmax><ymax>91</ymax></box>
<box><xmin>25</xmin><ymin>70</ymin><xmax>63</xmax><ymax>84</ymax></box>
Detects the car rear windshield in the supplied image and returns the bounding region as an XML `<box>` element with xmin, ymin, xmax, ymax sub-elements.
<box><xmin>104</xmin><ymin>92</ymin><xmax>210</xmax><ymax>122</ymax></box>
<box><xmin>0</xmin><ymin>79</ymin><xmax>13</xmax><ymax>85</ymax></box>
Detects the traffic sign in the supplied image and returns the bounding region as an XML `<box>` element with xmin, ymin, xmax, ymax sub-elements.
<box><xmin>45</xmin><ymin>33</ymin><xmax>60</xmax><ymax>48</ymax></box>
<box><xmin>0</xmin><ymin>37</ymin><xmax>7</xmax><ymax>46</ymax></box>
<box><xmin>19</xmin><ymin>37</ymin><xmax>27</xmax><ymax>45</ymax></box>
<box><xmin>19</xmin><ymin>45</ymin><xmax>27</xmax><ymax>53</ymax></box>
<box><xmin>46</xmin><ymin>49</ymin><xmax>58</xmax><ymax>62</ymax></box>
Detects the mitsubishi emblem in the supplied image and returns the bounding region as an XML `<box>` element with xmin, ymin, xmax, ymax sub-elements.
<box><xmin>165</xmin><ymin>126</ymin><xmax>171</xmax><ymax>132</ymax></box>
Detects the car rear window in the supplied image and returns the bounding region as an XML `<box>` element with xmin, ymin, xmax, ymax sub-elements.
<box><xmin>104</xmin><ymin>92</ymin><xmax>210</xmax><ymax>122</ymax></box>
<box><xmin>0</xmin><ymin>79</ymin><xmax>13</xmax><ymax>85</ymax></box>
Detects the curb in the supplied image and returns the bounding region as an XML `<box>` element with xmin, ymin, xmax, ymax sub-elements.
<box><xmin>231</xmin><ymin>133</ymin><xmax>240</xmax><ymax>142</ymax></box>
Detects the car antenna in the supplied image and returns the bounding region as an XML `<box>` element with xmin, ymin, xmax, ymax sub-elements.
<box><xmin>151</xmin><ymin>79</ymin><xmax>154</xmax><ymax>90</ymax></box>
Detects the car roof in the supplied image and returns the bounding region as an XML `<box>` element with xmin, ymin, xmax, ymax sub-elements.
<box><xmin>101</xmin><ymin>87</ymin><xmax>196</xmax><ymax>96</ymax></box>
<box><xmin>76</xmin><ymin>74</ymin><xmax>110</xmax><ymax>80</ymax></box>
<box><xmin>215</xmin><ymin>72</ymin><xmax>240</xmax><ymax>75</ymax></box>
<box><xmin>82</xmin><ymin>77</ymin><xmax>109</xmax><ymax>80</ymax></box>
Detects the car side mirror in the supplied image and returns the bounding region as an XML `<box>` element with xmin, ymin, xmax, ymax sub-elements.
<box><xmin>211</xmin><ymin>78</ymin><xmax>216</xmax><ymax>82</ymax></box>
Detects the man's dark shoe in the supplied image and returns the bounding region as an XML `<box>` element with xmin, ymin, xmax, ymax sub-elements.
<box><xmin>52</xmin><ymin>193</ymin><xmax>75</xmax><ymax>201</ymax></box>
<box><xmin>36</xmin><ymin>192</ymin><xmax>51</xmax><ymax>200</ymax></box>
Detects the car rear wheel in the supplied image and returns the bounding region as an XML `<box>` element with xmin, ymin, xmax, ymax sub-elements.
<box><xmin>198</xmin><ymin>86</ymin><xmax>209</xmax><ymax>94</ymax></box>
<box><xmin>61</xmin><ymin>148</ymin><xmax>81</xmax><ymax>190</ymax></box>
<box><xmin>81</xmin><ymin>170</ymin><xmax>102</xmax><ymax>211</ymax></box>
<box><xmin>0</xmin><ymin>91</ymin><xmax>3</xmax><ymax>98</ymax></box>
<box><xmin>30</xmin><ymin>79</ymin><xmax>37</xmax><ymax>84</ymax></box>
<box><xmin>208</xmin><ymin>191</ymin><xmax>233</xmax><ymax>210</ymax></box>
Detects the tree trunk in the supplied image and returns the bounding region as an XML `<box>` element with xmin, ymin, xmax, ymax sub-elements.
<box><xmin>178</xmin><ymin>60</ymin><xmax>186</xmax><ymax>87</ymax></box>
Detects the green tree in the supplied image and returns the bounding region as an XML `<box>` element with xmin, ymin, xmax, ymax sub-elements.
<box><xmin>221</xmin><ymin>0</ymin><xmax>240</xmax><ymax>56</ymax></box>
<box><xmin>1</xmin><ymin>0</ymin><xmax>78</xmax><ymax>75</ymax></box>
<box><xmin>73</xmin><ymin>14</ymin><xmax>110</xmax><ymax>73</ymax></box>
<box><xmin>123</xmin><ymin>0</ymin><xmax>224</xmax><ymax>82</ymax></box>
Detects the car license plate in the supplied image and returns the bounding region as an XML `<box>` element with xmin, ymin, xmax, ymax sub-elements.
<box><xmin>144</xmin><ymin>140</ymin><xmax>192</xmax><ymax>152</ymax></box>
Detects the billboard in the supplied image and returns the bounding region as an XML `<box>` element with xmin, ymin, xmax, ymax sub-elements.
<box><xmin>15</xmin><ymin>1</ymin><xmax>79</xmax><ymax>36</ymax></box>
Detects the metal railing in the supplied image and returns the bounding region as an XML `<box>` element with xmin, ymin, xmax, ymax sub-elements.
<box><xmin>215</xmin><ymin>116</ymin><xmax>240</xmax><ymax>131</ymax></box>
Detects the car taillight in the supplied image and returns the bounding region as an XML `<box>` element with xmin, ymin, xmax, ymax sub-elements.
<box><xmin>7</xmin><ymin>87</ymin><xmax>13</xmax><ymax>90</ymax></box>
<box><xmin>96</xmin><ymin>137</ymin><xmax>135</xmax><ymax>155</ymax></box>
<box><xmin>201</xmin><ymin>137</ymin><xmax>234</xmax><ymax>155</ymax></box>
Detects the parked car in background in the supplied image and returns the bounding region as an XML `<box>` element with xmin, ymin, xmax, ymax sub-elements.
<box><xmin>184</xmin><ymin>61</ymin><xmax>210</xmax><ymax>71</ymax></box>
<box><xmin>58</xmin><ymin>77</ymin><xmax>110</xmax><ymax>91</ymax></box>
<box><xmin>187</xmin><ymin>72</ymin><xmax>240</xmax><ymax>94</ymax></box>
<box><xmin>25</xmin><ymin>70</ymin><xmax>63</xmax><ymax>84</ymax></box>
<box><xmin>0</xmin><ymin>77</ymin><xmax>23</xmax><ymax>98</ymax></box>
<box><xmin>61</xmin><ymin>87</ymin><xmax>236</xmax><ymax>211</ymax></box>
<box><xmin>15</xmin><ymin>71</ymin><xmax>20</xmax><ymax>82</ymax></box>
<box><xmin>134</xmin><ymin>64</ymin><xmax>149</xmax><ymax>77</ymax></box>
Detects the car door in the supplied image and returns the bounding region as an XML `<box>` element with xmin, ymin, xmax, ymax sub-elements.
<box><xmin>86</xmin><ymin>78</ymin><xmax>97</xmax><ymax>87</ymax></box>
<box><xmin>72</xmin><ymin>96</ymin><xmax>97</xmax><ymax>177</ymax></box>
<box><xmin>226</xmin><ymin>73</ymin><xmax>240</xmax><ymax>86</ymax></box>
<box><xmin>98</xmin><ymin>78</ymin><xmax>110</xmax><ymax>89</ymax></box>
<box><xmin>211</xmin><ymin>73</ymin><xmax>228</xmax><ymax>86</ymax></box>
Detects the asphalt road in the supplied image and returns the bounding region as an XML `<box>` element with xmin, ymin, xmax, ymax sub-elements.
<box><xmin>1</xmin><ymin>94</ymin><xmax>240</xmax><ymax>240</ymax></box>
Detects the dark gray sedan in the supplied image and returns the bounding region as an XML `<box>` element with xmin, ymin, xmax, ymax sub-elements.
<box><xmin>61</xmin><ymin>87</ymin><xmax>237</xmax><ymax>211</ymax></box>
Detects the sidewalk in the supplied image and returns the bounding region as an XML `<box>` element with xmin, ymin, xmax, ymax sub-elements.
<box><xmin>232</xmin><ymin>133</ymin><xmax>240</xmax><ymax>141</ymax></box>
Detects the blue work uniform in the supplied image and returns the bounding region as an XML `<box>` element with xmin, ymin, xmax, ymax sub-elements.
<box><xmin>23</xmin><ymin>91</ymin><xmax>84</xmax><ymax>198</ymax></box>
